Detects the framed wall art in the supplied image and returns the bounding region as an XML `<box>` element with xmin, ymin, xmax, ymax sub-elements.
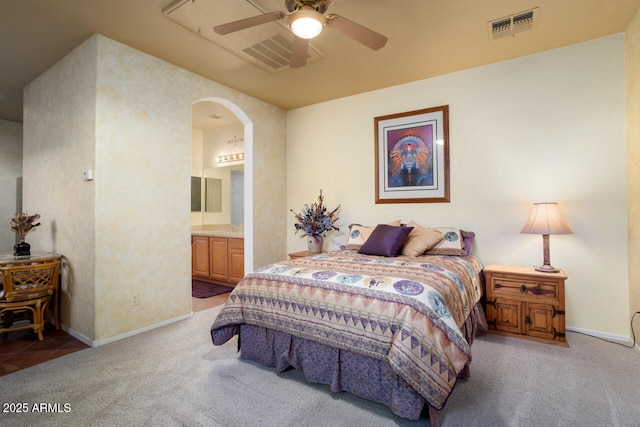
<box><xmin>374</xmin><ymin>105</ymin><xmax>449</xmax><ymax>203</ymax></box>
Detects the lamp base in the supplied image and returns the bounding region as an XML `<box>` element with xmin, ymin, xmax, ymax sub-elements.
<box><xmin>534</xmin><ymin>264</ymin><xmax>560</xmax><ymax>273</ymax></box>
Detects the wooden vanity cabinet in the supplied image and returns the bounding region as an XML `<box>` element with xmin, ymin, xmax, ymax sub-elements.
<box><xmin>208</xmin><ymin>237</ymin><xmax>229</xmax><ymax>282</ymax></box>
<box><xmin>192</xmin><ymin>235</ymin><xmax>244</xmax><ymax>285</ymax></box>
<box><xmin>228</xmin><ymin>238</ymin><xmax>245</xmax><ymax>283</ymax></box>
<box><xmin>192</xmin><ymin>235</ymin><xmax>210</xmax><ymax>277</ymax></box>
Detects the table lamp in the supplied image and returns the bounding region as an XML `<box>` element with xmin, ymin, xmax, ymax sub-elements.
<box><xmin>521</xmin><ymin>202</ymin><xmax>572</xmax><ymax>273</ymax></box>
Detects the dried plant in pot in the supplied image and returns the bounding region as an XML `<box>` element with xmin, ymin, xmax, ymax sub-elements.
<box><xmin>10</xmin><ymin>212</ymin><xmax>41</xmax><ymax>257</ymax></box>
<box><xmin>290</xmin><ymin>190</ymin><xmax>340</xmax><ymax>253</ymax></box>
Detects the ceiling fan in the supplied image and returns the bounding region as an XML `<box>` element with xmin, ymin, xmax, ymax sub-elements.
<box><xmin>213</xmin><ymin>0</ymin><xmax>388</xmax><ymax>68</ymax></box>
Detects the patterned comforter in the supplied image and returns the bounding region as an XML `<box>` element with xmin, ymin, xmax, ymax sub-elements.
<box><xmin>211</xmin><ymin>250</ymin><xmax>484</xmax><ymax>409</ymax></box>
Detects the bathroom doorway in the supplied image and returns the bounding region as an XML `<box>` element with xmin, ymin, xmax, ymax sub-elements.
<box><xmin>191</xmin><ymin>98</ymin><xmax>253</xmax><ymax>273</ymax></box>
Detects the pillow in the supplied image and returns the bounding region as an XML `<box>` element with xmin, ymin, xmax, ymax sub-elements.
<box><xmin>344</xmin><ymin>220</ymin><xmax>401</xmax><ymax>250</ymax></box>
<box><xmin>461</xmin><ymin>230</ymin><xmax>475</xmax><ymax>256</ymax></box>
<box><xmin>358</xmin><ymin>224</ymin><xmax>413</xmax><ymax>257</ymax></box>
<box><xmin>401</xmin><ymin>221</ymin><xmax>445</xmax><ymax>257</ymax></box>
<box><xmin>425</xmin><ymin>227</ymin><xmax>466</xmax><ymax>256</ymax></box>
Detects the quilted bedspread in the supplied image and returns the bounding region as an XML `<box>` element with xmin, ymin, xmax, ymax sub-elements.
<box><xmin>211</xmin><ymin>250</ymin><xmax>484</xmax><ymax>409</ymax></box>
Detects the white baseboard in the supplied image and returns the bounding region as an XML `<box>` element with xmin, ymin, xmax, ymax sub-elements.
<box><xmin>566</xmin><ymin>326</ymin><xmax>634</xmax><ymax>347</ymax></box>
<box><xmin>62</xmin><ymin>326</ymin><xmax>93</xmax><ymax>347</ymax></box>
<box><xmin>63</xmin><ymin>312</ymin><xmax>194</xmax><ymax>348</ymax></box>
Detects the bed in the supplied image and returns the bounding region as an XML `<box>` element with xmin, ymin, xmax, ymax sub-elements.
<box><xmin>211</xmin><ymin>225</ymin><xmax>486</xmax><ymax>426</ymax></box>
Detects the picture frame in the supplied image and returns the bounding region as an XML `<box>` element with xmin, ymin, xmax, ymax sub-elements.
<box><xmin>374</xmin><ymin>105</ymin><xmax>450</xmax><ymax>204</ymax></box>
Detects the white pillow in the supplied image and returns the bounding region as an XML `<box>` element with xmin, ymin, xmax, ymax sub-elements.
<box><xmin>425</xmin><ymin>227</ymin><xmax>466</xmax><ymax>256</ymax></box>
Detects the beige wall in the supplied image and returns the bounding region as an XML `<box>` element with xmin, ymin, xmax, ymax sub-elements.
<box><xmin>626</xmin><ymin>8</ymin><xmax>640</xmax><ymax>344</ymax></box>
<box><xmin>287</xmin><ymin>35</ymin><xmax>630</xmax><ymax>338</ymax></box>
<box><xmin>0</xmin><ymin>119</ymin><xmax>23</xmax><ymax>250</ymax></box>
<box><xmin>24</xmin><ymin>35</ymin><xmax>286</xmax><ymax>344</ymax></box>
<box><xmin>23</xmin><ymin>37</ymin><xmax>98</xmax><ymax>340</ymax></box>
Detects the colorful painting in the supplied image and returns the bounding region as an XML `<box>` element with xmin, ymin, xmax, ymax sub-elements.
<box><xmin>387</xmin><ymin>126</ymin><xmax>434</xmax><ymax>188</ymax></box>
<box><xmin>375</xmin><ymin>105</ymin><xmax>449</xmax><ymax>203</ymax></box>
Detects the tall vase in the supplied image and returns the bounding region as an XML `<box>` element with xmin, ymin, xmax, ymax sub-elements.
<box><xmin>307</xmin><ymin>235</ymin><xmax>324</xmax><ymax>253</ymax></box>
<box><xmin>14</xmin><ymin>238</ymin><xmax>31</xmax><ymax>257</ymax></box>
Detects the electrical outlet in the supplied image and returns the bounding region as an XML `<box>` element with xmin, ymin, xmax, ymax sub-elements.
<box><xmin>131</xmin><ymin>293</ymin><xmax>139</xmax><ymax>306</ymax></box>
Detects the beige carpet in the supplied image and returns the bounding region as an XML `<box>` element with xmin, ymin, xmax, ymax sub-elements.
<box><xmin>1</xmin><ymin>305</ymin><xmax>639</xmax><ymax>427</ymax></box>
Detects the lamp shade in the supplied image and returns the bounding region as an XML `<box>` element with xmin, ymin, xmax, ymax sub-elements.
<box><xmin>289</xmin><ymin>6</ymin><xmax>325</xmax><ymax>39</ymax></box>
<box><xmin>521</xmin><ymin>202</ymin><xmax>572</xmax><ymax>235</ymax></box>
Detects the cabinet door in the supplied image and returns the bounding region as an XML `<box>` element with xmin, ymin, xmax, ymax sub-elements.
<box><xmin>209</xmin><ymin>237</ymin><xmax>229</xmax><ymax>281</ymax></box>
<box><xmin>228</xmin><ymin>238</ymin><xmax>244</xmax><ymax>284</ymax></box>
<box><xmin>524</xmin><ymin>302</ymin><xmax>557</xmax><ymax>341</ymax></box>
<box><xmin>192</xmin><ymin>236</ymin><xmax>210</xmax><ymax>277</ymax></box>
<box><xmin>492</xmin><ymin>298</ymin><xmax>521</xmax><ymax>334</ymax></box>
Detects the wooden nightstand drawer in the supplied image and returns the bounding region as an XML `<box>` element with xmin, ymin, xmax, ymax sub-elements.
<box><xmin>484</xmin><ymin>264</ymin><xmax>568</xmax><ymax>347</ymax></box>
<box><xmin>490</xmin><ymin>276</ymin><xmax>558</xmax><ymax>302</ymax></box>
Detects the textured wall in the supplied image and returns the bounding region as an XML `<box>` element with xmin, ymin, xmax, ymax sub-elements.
<box><xmin>23</xmin><ymin>36</ymin><xmax>98</xmax><ymax>340</ymax></box>
<box><xmin>0</xmin><ymin>119</ymin><xmax>23</xmax><ymax>251</ymax></box>
<box><xmin>24</xmin><ymin>35</ymin><xmax>286</xmax><ymax>343</ymax></box>
<box><xmin>626</xmin><ymin>9</ymin><xmax>640</xmax><ymax>344</ymax></box>
<box><xmin>287</xmin><ymin>36</ymin><xmax>629</xmax><ymax>337</ymax></box>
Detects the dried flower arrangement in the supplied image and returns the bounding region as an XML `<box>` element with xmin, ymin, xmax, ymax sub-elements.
<box><xmin>10</xmin><ymin>212</ymin><xmax>41</xmax><ymax>239</ymax></box>
<box><xmin>290</xmin><ymin>190</ymin><xmax>340</xmax><ymax>238</ymax></box>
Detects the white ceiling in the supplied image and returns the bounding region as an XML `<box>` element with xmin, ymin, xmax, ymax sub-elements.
<box><xmin>1</xmin><ymin>0</ymin><xmax>639</xmax><ymax>126</ymax></box>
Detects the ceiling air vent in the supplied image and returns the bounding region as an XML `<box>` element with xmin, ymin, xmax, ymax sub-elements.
<box><xmin>242</xmin><ymin>33</ymin><xmax>302</xmax><ymax>70</ymax></box>
<box><xmin>489</xmin><ymin>8</ymin><xmax>538</xmax><ymax>40</ymax></box>
<box><xmin>163</xmin><ymin>0</ymin><xmax>324</xmax><ymax>73</ymax></box>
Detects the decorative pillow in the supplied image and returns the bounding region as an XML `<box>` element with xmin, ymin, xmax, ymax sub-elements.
<box><xmin>358</xmin><ymin>224</ymin><xmax>414</xmax><ymax>257</ymax></box>
<box><xmin>345</xmin><ymin>220</ymin><xmax>401</xmax><ymax>250</ymax></box>
<box><xmin>425</xmin><ymin>227</ymin><xmax>466</xmax><ymax>256</ymax></box>
<box><xmin>401</xmin><ymin>221</ymin><xmax>445</xmax><ymax>257</ymax></box>
<box><xmin>461</xmin><ymin>230</ymin><xmax>475</xmax><ymax>256</ymax></box>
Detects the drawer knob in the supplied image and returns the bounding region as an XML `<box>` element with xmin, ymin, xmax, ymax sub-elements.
<box><xmin>520</xmin><ymin>285</ymin><xmax>528</xmax><ymax>293</ymax></box>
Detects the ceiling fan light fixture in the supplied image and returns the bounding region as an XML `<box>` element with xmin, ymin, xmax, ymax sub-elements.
<box><xmin>288</xmin><ymin>7</ymin><xmax>325</xmax><ymax>39</ymax></box>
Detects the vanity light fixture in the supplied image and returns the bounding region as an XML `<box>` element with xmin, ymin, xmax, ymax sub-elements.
<box><xmin>217</xmin><ymin>152</ymin><xmax>245</xmax><ymax>164</ymax></box>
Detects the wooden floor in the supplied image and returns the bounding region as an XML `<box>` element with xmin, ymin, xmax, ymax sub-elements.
<box><xmin>0</xmin><ymin>295</ymin><xmax>228</xmax><ymax>377</ymax></box>
<box><xmin>0</xmin><ymin>323</ymin><xmax>89</xmax><ymax>377</ymax></box>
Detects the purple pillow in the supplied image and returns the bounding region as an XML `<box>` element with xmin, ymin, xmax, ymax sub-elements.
<box><xmin>461</xmin><ymin>230</ymin><xmax>475</xmax><ymax>256</ymax></box>
<box><xmin>358</xmin><ymin>224</ymin><xmax>414</xmax><ymax>257</ymax></box>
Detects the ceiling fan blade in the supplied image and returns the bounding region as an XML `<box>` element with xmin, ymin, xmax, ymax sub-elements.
<box><xmin>290</xmin><ymin>36</ymin><xmax>309</xmax><ymax>68</ymax></box>
<box><xmin>214</xmin><ymin>11</ymin><xmax>285</xmax><ymax>35</ymax></box>
<box><xmin>326</xmin><ymin>14</ymin><xmax>387</xmax><ymax>50</ymax></box>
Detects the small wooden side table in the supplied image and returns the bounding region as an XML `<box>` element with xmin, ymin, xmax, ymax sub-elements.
<box><xmin>0</xmin><ymin>252</ymin><xmax>62</xmax><ymax>338</ymax></box>
<box><xmin>288</xmin><ymin>251</ymin><xmax>319</xmax><ymax>260</ymax></box>
<box><xmin>483</xmin><ymin>264</ymin><xmax>568</xmax><ymax>347</ymax></box>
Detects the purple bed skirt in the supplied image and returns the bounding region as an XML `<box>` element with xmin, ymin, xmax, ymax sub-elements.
<box><xmin>238</xmin><ymin>302</ymin><xmax>487</xmax><ymax>422</ymax></box>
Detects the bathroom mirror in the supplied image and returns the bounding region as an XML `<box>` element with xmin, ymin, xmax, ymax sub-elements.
<box><xmin>190</xmin><ymin>176</ymin><xmax>201</xmax><ymax>212</ymax></box>
<box><xmin>205</xmin><ymin>178</ymin><xmax>222</xmax><ymax>212</ymax></box>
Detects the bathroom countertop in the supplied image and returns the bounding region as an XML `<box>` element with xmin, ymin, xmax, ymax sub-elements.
<box><xmin>191</xmin><ymin>225</ymin><xmax>244</xmax><ymax>238</ymax></box>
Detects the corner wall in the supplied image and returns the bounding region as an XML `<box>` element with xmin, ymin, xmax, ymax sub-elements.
<box><xmin>626</xmin><ymin>8</ymin><xmax>640</xmax><ymax>344</ymax></box>
<box><xmin>23</xmin><ymin>36</ymin><xmax>98</xmax><ymax>340</ymax></box>
<box><xmin>0</xmin><ymin>119</ymin><xmax>23</xmax><ymax>251</ymax></box>
<box><xmin>24</xmin><ymin>35</ymin><xmax>287</xmax><ymax>343</ymax></box>
<box><xmin>287</xmin><ymin>35</ymin><xmax>629</xmax><ymax>337</ymax></box>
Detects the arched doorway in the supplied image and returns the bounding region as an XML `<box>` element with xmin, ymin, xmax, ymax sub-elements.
<box><xmin>191</xmin><ymin>98</ymin><xmax>254</xmax><ymax>274</ymax></box>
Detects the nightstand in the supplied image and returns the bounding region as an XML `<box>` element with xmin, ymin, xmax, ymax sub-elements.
<box><xmin>483</xmin><ymin>264</ymin><xmax>568</xmax><ymax>347</ymax></box>
<box><xmin>288</xmin><ymin>251</ymin><xmax>317</xmax><ymax>260</ymax></box>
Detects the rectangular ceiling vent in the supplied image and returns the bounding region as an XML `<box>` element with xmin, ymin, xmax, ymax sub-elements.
<box><xmin>488</xmin><ymin>8</ymin><xmax>538</xmax><ymax>40</ymax></box>
<box><xmin>242</xmin><ymin>33</ymin><xmax>303</xmax><ymax>71</ymax></box>
<box><xmin>163</xmin><ymin>0</ymin><xmax>324</xmax><ymax>73</ymax></box>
